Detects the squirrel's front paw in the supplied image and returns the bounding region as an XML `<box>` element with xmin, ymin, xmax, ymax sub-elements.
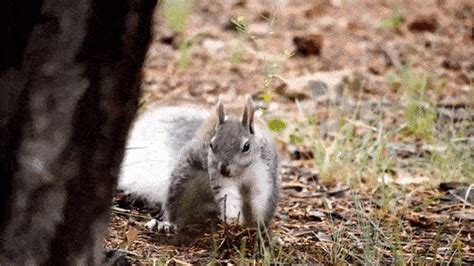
<box><xmin>157</xmin><ymin>221</ymin><xmax>176</xmax><ymax>234</ymax></box>
<box><xmin>223</xmin><ymin>216</ymin><xmax>244</xmax><ymax>226</ymax></box>
<box><xmin>145</xmin><ymin>219</ymin><xmax>176</xmax><ymax>234</ymax></box>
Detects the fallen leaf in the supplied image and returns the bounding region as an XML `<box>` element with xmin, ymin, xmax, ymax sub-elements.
<box><xmin>125</xmin><ymin>227</ymin><xmax>139</xmax><ymax>248</ymax></box>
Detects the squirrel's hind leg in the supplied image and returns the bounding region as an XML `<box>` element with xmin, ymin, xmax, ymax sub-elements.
<box><xmin>164</xmin><ymin>146</ymin><xmax>217</xmax><ymax>232</ymax></box>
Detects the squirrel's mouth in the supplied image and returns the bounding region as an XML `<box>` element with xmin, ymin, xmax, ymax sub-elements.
<box><xmin>221</xmin><ymin>172</ymin><xmax>233</xmax><ymax>178</ymax></box>
<box><xmin>222</xmin><ymin>170</ymin><xmax>238</xmax><ymax>178</ymax></box>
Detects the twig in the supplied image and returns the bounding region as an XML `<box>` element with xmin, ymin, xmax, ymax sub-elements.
<box><xmin>462</xmin><ymin>184</ymin><xmax>474</xmax><ymax>209</ymax></box>
<box><xmin>111</xmin><ymin>206</ymin><xmax>151</xmax><ymax>220</ymax></box>
<box><xmin>381</xmin><ymin>45</ymin><xmax>403</xmax><ymax>70</ymax></box>
<box><xmin>345</xmin><ymin>118</ymin><xmax>378</xmax><ymax>132</ymax></box>
<box><xmin>166</xmin><ymin>257</ymin><xmax>192</xmax><ymax>266</ymax></box>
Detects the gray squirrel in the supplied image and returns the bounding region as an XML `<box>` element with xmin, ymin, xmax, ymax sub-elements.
<box><xmin>118</xmin><ymin>97</ymin><xmax>281</xmax><ymax>231</ymax></box>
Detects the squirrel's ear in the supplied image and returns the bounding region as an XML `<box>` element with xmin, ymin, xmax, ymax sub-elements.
<box><xmin>217</xmin><ymin>100</ymin><xmax>225</xmax><ymax>125</ymax></box>
<box><xmin>242</xmin><ymin>96</ymin><xmax>255</xmax><ymax>134</ymax></box>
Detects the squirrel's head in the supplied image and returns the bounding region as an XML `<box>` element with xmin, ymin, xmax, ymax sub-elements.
<box><xmin>208</xmin><ymin>97</ymin><xmax>259</xmax><ymax>178</ymax></box>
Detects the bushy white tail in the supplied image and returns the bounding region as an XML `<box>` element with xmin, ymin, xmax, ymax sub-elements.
<box><xmin>118</xmin><ymin>106</ymin><xmax>209</xmax><ymax>205</ymax></box>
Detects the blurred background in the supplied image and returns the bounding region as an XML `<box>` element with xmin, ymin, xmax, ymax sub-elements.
<box><xmin>108</xmin><ymin>0</ymin><xmax>473</xmax><ymax>264</ymax></box>
<box><xmin>141</xmin><ymin>0</ymin><xmax>472</xmax><ymax>184</ymax></box>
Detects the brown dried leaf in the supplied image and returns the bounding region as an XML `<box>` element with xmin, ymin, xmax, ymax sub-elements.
<box><xmin>125</xmin><ymin>227</ymin><xmax>139</xmax><ymax>246</ymax></box>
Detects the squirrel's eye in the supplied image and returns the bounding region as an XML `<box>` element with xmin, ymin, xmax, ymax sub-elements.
<box><xmin>242</xmin><ymin>142</ymin><xmax>250</xmax><ymax>153</ymax></box>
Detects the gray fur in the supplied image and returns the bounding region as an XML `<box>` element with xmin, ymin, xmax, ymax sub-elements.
<box><xmin>160</xmin><ymin>110</ymin><xmax>206</xmax><ymax>152</ymax></box>
<box><xmin>164</xmin><ymin>141</ymin><xmax>219</xmax><ymax>231</ymax></box>
<box><xmin>208</xmin><ymin>117</ymin><xmax>280</xmax><ymax>227</ymax></box>
<box><xmin>118</xmin><ymin>106</ymin><xmax>209</xmax><ymax>205</ymax></box>
<box><xmin>217</xmin><ymin>101</ymin><xmax>225</xmax><ymax>125</ymax></box>
<box><xmin>241</xmin><ymin>97</ymin><xmax>255</xmax><ymax>134</ymax></box>
<box><xmin>164</xmin><ymin>98</ymin><xmax>280</xmax><ymax>230</ymax></box>
<box><xmin>259</xmin><ymin>135</ymin><xmax>281</xmax><ymax>224</ymax></box>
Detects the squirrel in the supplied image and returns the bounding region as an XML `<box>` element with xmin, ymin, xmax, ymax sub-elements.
<box><xmin>118</xmin><ymin>97</ymin><xmax>281</xmax><ymax>232</ymax></box>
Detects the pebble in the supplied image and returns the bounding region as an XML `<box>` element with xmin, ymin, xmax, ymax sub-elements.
<box><xmin>293</xmin><ymin>34</ymin><xmax>324</xmax><ymax>56</ymax></box>
<box><xmin>408</xmin><ymin>14</ymin><xmax>438</xmax><ymax>32</ymax></box>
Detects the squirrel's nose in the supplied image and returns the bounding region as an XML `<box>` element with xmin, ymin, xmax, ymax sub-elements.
<box><xmin>219</xmin><ymin>164</ymin><xmax>230</xmax><ymax>177</ymax></box>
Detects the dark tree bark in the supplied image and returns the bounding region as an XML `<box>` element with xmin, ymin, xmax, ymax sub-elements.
<box><xmin>0</xmin><ymin>0</ymin><xmax>158</xmax><ymax>264</ymax></box>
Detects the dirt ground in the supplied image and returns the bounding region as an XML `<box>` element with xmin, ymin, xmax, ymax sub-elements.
<box><xmin>105</xmin><ymin>0</ymin><xmax>473</xmax><ymax>264</ymax></box>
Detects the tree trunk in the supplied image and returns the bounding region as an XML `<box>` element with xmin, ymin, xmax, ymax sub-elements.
<box><xmin>0</xmin><ymin>0</ymin><xmax>158</xmax><ymax>264</ymax></box>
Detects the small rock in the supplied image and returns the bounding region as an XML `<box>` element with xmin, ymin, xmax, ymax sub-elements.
<box><xmin>439</xmin><ymin>181</ymin><xmax>469</xmax><ymax>191</ymax></box>
<box><xmin>439</xmin><ymin>186</ymin><xmax>474</xmax><ymax>205</ymax></box>
<box><xmin>459</xmin><ymin>72</ymin><xmax>472</xmax><ymax>84</ymax></box>
<box><xmin>222</xmin><ymin>17</ymin><xmax>237</xmax><ymax>31</ymax></box>
<box><xmin>293</xmin><ymin>34</ymin><xmax>324</xmax><ymax>56</ymax></box>
<box><xmin>202</xmin><ymin>39</ymin><xmax>225</xmax><ymax>54</ymax></box>
<box><xmin>304</xmin><ymin>1</ymin><xmax>329</xmax><ymax>18</ymax></box>
<box><xmin>299</xmin><ymin>170</ymin><xmax>320</xmax><ymax>183</ymax></box>
<box><xmin>258</xmin><ymin>10</ymin><xmax>271</xmax><ymax>20</ymax></box>
<box><xmin>324</xmin><ymin>211</ymin><xmax>346</xmax><ymax>220</ymax></box>
<box><xmin>421</xmin><ymin>144</ymin><xmax>448</xmax><ymax>154</ymax></box>
<box><xmin>452</xmin><ymin>210</ymin><xmax>474</xmax><ymax>221</ymax></box>
<box><xmin>274</xmin><ymin>82</ymin><xmax>311</xmax><ymax>101</ymax></box>
<box><xmin>454</xmin><ymin>4</ymin><xmax>472</xmax><ymax>20</ymax></box>
<box><xmin>308</xmin><ymin>211</ymin><xmax>325</xmax><ymax>221</ymax></box>
<box><xmin>233</xmin><ymin>0</ymin><xmax>246</xmax><ymax>7</ymax></box>
<box><xmin>390</xmin><ymin>143</ymin><xmax>417</xmax><ymax>158</ymax></box>
<box><xmin>272</xmin><ymin>236</ymin><xmax>285</xmax><ymax>246</ymax></box>
<box><xmin>318</xmin><ymin>16</ymin><xmax>339</xmax><ymax>30</ymax></box>
<box><xmin>453</xmin><ymin>187</ymin><xmax>474</xmax><ymax>203</ymax></box>
<box><xmin>408</xmin><ymin>14</ymin><xmax>438</xmax><ymax>32</ymax></box>
<box><xmin>368</xmin><ymin>64</ymin><xmax>382</xmax><ymax>75</ymax></box>
<box><xmin>441</xmin><ymin>59</ymin><xmax>461</xmax><ymax>71</ymax></box>
<box><xmin>367</xmin><ymin>55</ymin><xmax>386</xmax><ymax>75</ymax></box>
<box><xmin>289</xmin><ymin>146</ymin><xmax>314</xmax><ymax>160</ymax></box>
<box><xmin>327</xmin><ymin>186</ymin><xmax>348</xmax><ymax>197</ymax></box>
<box><xmin>160</xmin><ymin>34</ymin><xmax>175</xmax><ymax>45</ymax></box>
<box><xmin>329</xmin><ymin>0</ymin><xmax>343</xmax><ymax>7</ymax></box>
<box><xmin>287</xmin><ymin>15</ymin><xmax>306</xmax><ymax>30</ymax></box>
<box><xmin>308</xmin><ymin>80</ymin><xmax>328</xmax><ymax>96</ymax></box>
<box><xmin>315</xmin><ymin>232</ymin><xmax>331</xmax><ymax>242</ymax></box>
<box><xmin>377</xmin><ymin>174</ymin><xmax>393</xmax><ymax>185</ymax></box>
<box><xmin>277</xmin><ymin>213</ymin><xmax>290</xmax><ymax>221</ymax></box>
<box><xmin>249</xmin><ymin>23</ymin><xmax>269</xmax><ymax>36</ymax></box>
<box><xmin>394</xmin><ymin>175</ymin><xmax>430</xmax><ymax>186</ymax></box>
<box><xmin>158</xmin><ymin>28</ymin><xmax>181</xmax><ymax>48</ymax></box>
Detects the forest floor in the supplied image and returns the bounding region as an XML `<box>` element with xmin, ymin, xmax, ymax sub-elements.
<box><xmin>105</xmin><ymin>0</ymin><xmax>473</xmax><ymax>264</ymax></box>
